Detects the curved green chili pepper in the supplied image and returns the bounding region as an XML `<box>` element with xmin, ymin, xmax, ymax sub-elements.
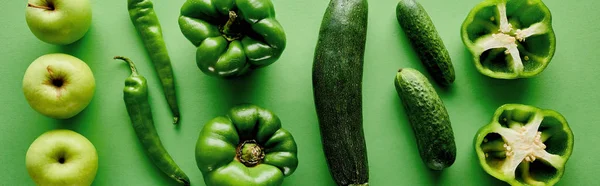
<box><xmin>115</xmin><ymin>56</ymin><xmax>190</xmax><ymax>185</ymax></box>
<box><xmin>128</xmin><ymin>0</ymin><xmax>180</xmax><ymax>123</ymax></box>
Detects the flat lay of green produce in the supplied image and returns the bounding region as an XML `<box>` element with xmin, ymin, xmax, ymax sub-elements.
<box><xmin>14</xmin><ymin>0</ymin><xmax>583</xmax><ymax>185</ymax></box>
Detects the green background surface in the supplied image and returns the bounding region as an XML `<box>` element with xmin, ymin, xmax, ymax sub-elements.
<box><xmin>1</xmin><ymin>0</ymin><xmax>598</xmax><ymax>185</ymax></box>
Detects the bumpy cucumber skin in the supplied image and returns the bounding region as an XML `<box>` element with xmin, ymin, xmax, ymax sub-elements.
<box><xmin>394</xmin><ymin>68</ymin><xmax>456</xmax><ymax>170</ymax></box>
<box><xmin>396</xmin><ymin>0</ymin><xmax>455</xmax><ymax>86</ymax></box>
<box><xmin>312</xmin><ymin>0</ymin><xmax>369</xmax><ymax>185</ymax></box>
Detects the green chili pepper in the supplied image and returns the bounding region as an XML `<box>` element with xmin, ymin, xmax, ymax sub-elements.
<box><xmin>128</xmin><ymin>0</ymin><xmax>180</xmax><ymax>123</ymax></box>
<box><xmin>195</xmin><ymin>104</ymin><xmax>298</xmax><ymax>186</ymax></box>
<box><xmin>475</xmin><ymin>104</ymin><xmax>573</xmax><ymax>185</ymax></box>
<box><xmin>461</xmin><ymin>0</ymin><xmax>556</xmax><ymax>79</ymax></box>
<box><xmin>115</xmin><ymin>56</ymin><xmax>190</xmax><ymax>186</ymax></box>
<box><xmin>178</xmin><ymin>0</ymin><xmax>286</xmax><ymax>77</ymax></box>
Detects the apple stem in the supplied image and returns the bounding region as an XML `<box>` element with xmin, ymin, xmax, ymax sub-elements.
<box><xmin>114</xmin><ymin>56</ymin><xmax>138</xmax><ymax>76</ymax></box>
<box><xmin>27</xmin><ymin>3</ymin><xmax>54</xmax><ymax>10</ymax></box>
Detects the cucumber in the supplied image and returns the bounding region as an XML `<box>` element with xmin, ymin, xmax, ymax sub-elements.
<box><xmin>396</xmin><ymin>0</ymin><xmax>455</xmax><ymax>86</ymax></box>
<box><xmin>312</xmin><ymin>0</ymin><xmax>369</xmax><ymax>185</ymax></box>
<box><xmin>394</xmin><ymin>68</ymin><xmax>456</xmax><ymax>170</ymax></box>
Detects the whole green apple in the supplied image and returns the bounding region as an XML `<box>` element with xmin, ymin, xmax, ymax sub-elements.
<box><xmin>25</xmin><ymin>0</ymin><xmax>92</xmax><ymax>45</ymax></box>
<box><xmin>26</xmin><ymin>129</ymin><xmax>98</xmax><ymax>186</ymax></box>
<box><xmin>23</xmin><ymin>53</ymin><xmax>95</xmax><ymax>119</ymax></box>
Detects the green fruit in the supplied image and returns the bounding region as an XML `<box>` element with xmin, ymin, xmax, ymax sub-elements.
<box><xmin>461</xmin><ymin>0</ymin><xmax>556</xmax><ymax>79</ymax></box>
<box><xmin>396</xmin><ymin>0</ymin><xmax>455</xmax><ymax>86</ymax></box>
<box><xmin>195</xmin><ymin>104</ymin><xmax>298</xmax><ymax>186</ymax></box>
<box><xmin>25</xmin><ymin>0</ymin><xmax>92</xmax><ymax>45</ymax></box>
<box><xmin>116</xmin><ymin>56</ymin><xmax>190</xmax><ymax>185</ymax></box>
<box><xmin>178</xmin><ymin>0</ymin><xmax>286</xmax><ymax>77</ymax></box>
<box><xmin>394</xmin><ymin>68</ymin><xmax>456</xmax><ymax>170</ymax></box>
<box><xmin>312</xmin><ymin>0</ymin><xmax>369</xmax><ymax>185</ymax></box>
<box><xmin>26</xmin><ymin>129</ymin><xmax>98</xmax><ymax>186</ymax></box>
<box><xmin>475</xmin><ymin>104</ymin><xmax>574</xmax><ymax>186</ymax></box>
<box><xmin>23</xmin><ymin>53</ymin><xmax>96</xmax><ymax>119</ymax></box>
<box><xmin>128</xmin><ymin>0</ymin><xmax>181</xmax><ymax>123</ymax></box>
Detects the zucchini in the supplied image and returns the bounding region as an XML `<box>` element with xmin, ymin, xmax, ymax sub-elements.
<box><xmin>394</xmin><ymin>68</ymin><xmax>456</xmax><ymax>170</ymax></box>
<box><xmin>312</xmin><ymin>0</ymin><xmax>369</xmax><ymax>185</ymax></box>
<box><xmin>396</xmin><ymin>0</ymin><xmax>455</xmax><ymax>86</ymax></box>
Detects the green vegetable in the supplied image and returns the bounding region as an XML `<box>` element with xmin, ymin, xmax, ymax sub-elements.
<box><xmin>195</xmin><ymin>104</ymin><xmax>298</xmax><ymax>186</ymax></box>
<box><xmin>461</xmin><ymin>0</ymin><xmax>556</xmax><ymax>79</ymax></box>
<box><xmin>396</xmin><ymin>0</ymin><xmax>455</xmax><ymax>86</ymax></box>
<box><xmin>115</xmin><ymin>56</ymin><xmax>190</xmax><ymax>185</ymax></box>
<box><xmin>475</xmin><ymin>104</ymin><xmax>573</xmax><ymax>186</ymax></box>
<box><xmin>394</xmin><ymin>68</ymin><xmax>456</xmax><ymax>170</ymax></box>
<box><xmin>178</xmin><ymin>0</ymin><xmax>286</xmax><ymax>77</ymax></box>
<box><xmin>312</xmin><ymin>0</ymin><xmax>369</xmax><ymax>185</ymax></box>
<box><xmin>127</xmin><ymin>0</ymin><xmax>180</xmax><ymax>123</ymax></box>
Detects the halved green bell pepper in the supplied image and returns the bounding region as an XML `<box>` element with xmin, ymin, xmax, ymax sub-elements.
<box><xmin>179</xmin><ymin>0</ymin><xmax>286</xmax><ymax>77</ymax></box>
<box><xmin>475</xmin><ymin>104</ymin><xmax>573</xmax><ymax>186</ymax></box>
<box><xmin>461</xmin><ymin>0</ymin><xmax>556</xmax><ymax>79</ymax></box>
<box><xmin>195</xmin><ymin>104</ymin><xmax>298</xmax><ymax>186</ymax></box>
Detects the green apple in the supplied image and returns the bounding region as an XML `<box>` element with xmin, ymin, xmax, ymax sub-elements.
<box><xmin>26</xmin><ymin>129</ymin><xmax>98</xmax><ymax>186</ymax></box>
<box><xmin>25</xmin><ymin>0</ymin><xmax>92</xmax><ymax>45</ymax></box>
<box><xmin>23</xmin><ymin>53</ymin><xmax>95</xmax><ymax>119</ymax></box>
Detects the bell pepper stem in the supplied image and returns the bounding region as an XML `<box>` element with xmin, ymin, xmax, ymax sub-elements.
<box><xmin>237</xmin><ymin>140</ymin><xmax>265</xmax><ymax>167</ymax></box>
<box><xmin>114</xmin><ymin>56</ymin><xmax>139</xmax><ymax>76</ymax></box>
<box><xmin>221</xmin><ymin>11</ymin><xmax>242</xmax><ymax>41</ymax></box>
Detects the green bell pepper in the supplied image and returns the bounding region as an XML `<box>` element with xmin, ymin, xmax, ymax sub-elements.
<box><xmin>475</xmin><ymin>104</ymin><xmax>573</xmax><ymax>186</ymax></box>
<box><xmin>461</xmin><ymin>0</ymin><xmax>556</xmax><ymax>79</ymax></box>
<box><xmin>195</xmin><ymin>104</ymin><xmax>298</xmax><ymax>186</ymax></box>
<box><xmin>178</xmin><ymin>0</ymin><xmax>286</xmax><ymax>77</ymax></box>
